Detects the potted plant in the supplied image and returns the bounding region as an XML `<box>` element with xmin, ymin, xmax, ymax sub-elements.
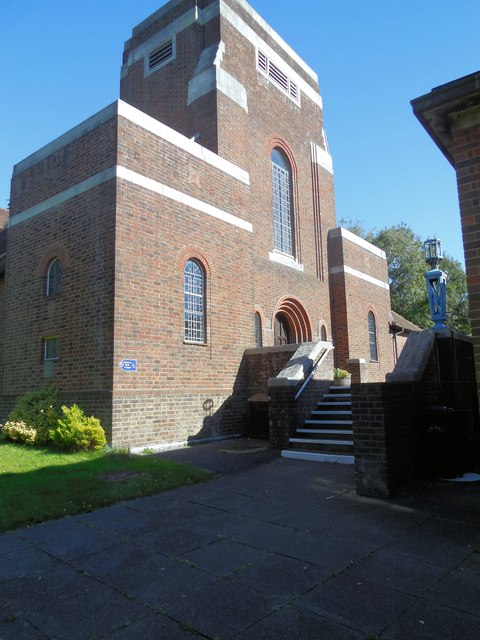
<box><xmin>333</xmin><ymin>368</ymin><xmax>351</xmax><ymax>386</ymax></box>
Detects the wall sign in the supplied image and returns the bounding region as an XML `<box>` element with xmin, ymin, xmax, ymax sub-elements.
<box><xmin>119</xmin><ymin>359</ymin><xmax>137</xmax><ymax>371</ymax></box>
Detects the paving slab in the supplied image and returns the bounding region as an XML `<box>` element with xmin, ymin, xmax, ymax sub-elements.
<box><xmin>160</xmin><ymin>577</ymin><xmax>281</xmax><ymax>639</ymax></box>
<box><xmin>380</xmin><ymin>599</ymin><xmax>480</xmax><ymax>640</ymax></box>
<box><xmin>12</xmin><ymin>581</ymin><xmax>150</xmax><ymax>640</ymax></box>
<box><xmin>423</xmin><ymin>567</ymin><xmax>480</xmax><ymax>617</ymax></box>
<box><xmin>229</xmin><ymin>553</ymin><xmax>331</xmax><ymax>599</ymax></box>
<box><xmin>344</xmin><ymin>547</ymin><xmax>448</xmax><ymax>595</ymax></box>
<box><xmin>133</xmin><ymin>521</ymin><xmax>219</xmax><ymax>556</ymax></box>
<box><xmin>106</xmin><ymin>613</ymin><xmax>205</xmax><ymax>639</ymax></box>
<box><xmin>300</xmin><ymin>572</ymin><xmax>417</xmax><ymax>636</ymax></box>
<box><xmin>0</xmin><ymin>532</ymin><xmax>32</xmax><ymax>556</ymax></box>
<box><xmin>235</xmin><ymin>604</ymin><xmax>365</xmax><ymax>640</ymax></box>
<box><xmin>0</xmin><ymin>545</ymin><xmax>64</xmax><ymax>583</ymax></box>
<box><xmin>179</xmin><ymin>538</ymin><xmax>271</xmax><ymax>576</ymax></box>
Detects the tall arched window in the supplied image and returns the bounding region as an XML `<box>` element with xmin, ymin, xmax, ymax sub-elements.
<box><xmin>368</xmin><ymin>311</ymin><xmax>378</xmax><ymax>362</ymax></box>
<box><xmin>46</xmin><ymin>258</ymin><xmax>62</xmax><ymax>297</ymax></box>
<box><xmin>271</xmin><ymin>148</ymin><xmax>294</xmax><ymax>256</ymax></box>
<box><xmin>255</xmin><ymin>312</ymin><xmax>263</xmax><ymax>348</ymax></box>
<box><xmin>320</xmin><ymin>325</ymin><xmax>327</xmax><ymax>342</ymax></box>
<box><xmin>184</xmin><ymin>259</ymin><xmax>205</xmax><ymax>343</ymax></box>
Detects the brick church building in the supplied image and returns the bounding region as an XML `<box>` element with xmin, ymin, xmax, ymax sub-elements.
<box><xmin>0</xmin><ymin>0</ymin><xmax>409</xmax><ymax>448</ymax></box>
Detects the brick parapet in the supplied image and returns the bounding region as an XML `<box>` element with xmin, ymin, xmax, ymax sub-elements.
<box><xmin>353</xmin><ymin>331</ymin><xmax>479</xmax><ymax>497</ymax></box>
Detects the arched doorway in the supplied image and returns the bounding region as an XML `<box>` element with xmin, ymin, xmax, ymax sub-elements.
<box><xmin>273</xmin><ymin>296</ymin><xmax>313</xmax><ymax>345</ymax></box>
<box><xmin>274</xmin><ymin>313</ymin><xmax>292</xmax><ymax>345</ymax></box>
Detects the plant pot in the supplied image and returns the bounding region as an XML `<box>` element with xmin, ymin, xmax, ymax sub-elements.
<box><xmin>333</xmin><ymin>378</ymin><xmax>351</xmax><ymax>386</ymax></box>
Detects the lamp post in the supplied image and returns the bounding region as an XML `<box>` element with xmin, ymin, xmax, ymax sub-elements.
<box><xmin>423</xmin><ymin>237</ymin><xmax>447</xmax><ymax>330</ymax></box>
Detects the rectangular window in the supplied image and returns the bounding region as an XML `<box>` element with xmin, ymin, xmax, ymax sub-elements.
<box><xmin>44</xmin><ymin>337</ymin><xmax>59</xmax><ymax>361</ymax></box>
<box><xmin>257</xmin><ymin>50</ymin><xmax>300</xmax><ymax>105</ymax></box>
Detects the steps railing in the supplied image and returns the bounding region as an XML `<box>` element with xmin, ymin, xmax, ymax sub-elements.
<box><xmin>294</xmin><ymin>343</ymin><xmax>334</xmax><ymax>401</ymax></box>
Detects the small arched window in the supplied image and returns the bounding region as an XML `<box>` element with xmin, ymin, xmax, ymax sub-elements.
<box><xmin>184</xmin><ymin>259</ymin><xmax>206</xmax><ymax>343</ymax></box>
<box><xmin>255</xmin><ymin>312</ymin><xmax>263</xmax><ymax>348</ymax></box>
<box><xmin>368</xmin><ymin>311</ymin><xmax>378</xmax><ymax>362</ymax></box>
<box><xmin>46</xmin><ymin>258</ymin><xmax>62</xmax><ymax>297</ymax></box>
<box><xmin>320</xmin><ymin>325</ymin><xmax>327</xmax><ymax>342</ymax></box>
<box><xmin>271</xmin><ymin>148</ymin><xmax>294</xmax><ymax>256</ymax></box>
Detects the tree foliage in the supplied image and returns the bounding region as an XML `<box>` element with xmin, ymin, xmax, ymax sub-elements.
<box><xmin>339</xmin><ymin>220</ymin><xmax>471</xmax><ymax>334</ymax></box>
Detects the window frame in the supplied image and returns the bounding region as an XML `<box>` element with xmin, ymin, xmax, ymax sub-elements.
<box><xmin>271</xmin><ymin>148</ymin><xmax>295</xmax><ymax>257</ymax></box>
<box><xmin>320</xmin><ymin>325</ymin><xmax>327</xmax><ymax>342</ymax></box>
<box><xmin>46</xmin><ymin>258</ymin><xmax>62</xmax><ymax>298</ymax></box>
<box><xmin>44</xmin><ymin>336</ymin><xmax>60</xmax><ymax>361</ymax></box>
<box><xmin>368</xmin><ymin>311</ymin><xmax>378</xmax><ymax>362</ymax></box>
<box><xmin>183</xmin><ymin>259</ymin><xmax>206</xmax><ymax>344</ymax></box>
<box><xmin>255</xmin><ymin>312</ymin><xmax>263</xmax><ymax>348</ymax></box>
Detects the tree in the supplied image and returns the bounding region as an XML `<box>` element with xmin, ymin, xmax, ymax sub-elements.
<box><xmin>339</xmin><ymin>220</ymin><xmax>471</xmax><ymax>334</ymax></box>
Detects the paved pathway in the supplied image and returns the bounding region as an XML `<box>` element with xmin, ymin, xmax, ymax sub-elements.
<box><xmin>1</xmin><ymin>442</ymin><xmax>480</xmax><ymax>639</ymax></box>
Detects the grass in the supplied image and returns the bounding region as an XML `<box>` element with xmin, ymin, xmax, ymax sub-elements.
<box><xmin>0</xmin><ymin>441</ymin><xmax>213</xmax><ymax>532</ymax></box>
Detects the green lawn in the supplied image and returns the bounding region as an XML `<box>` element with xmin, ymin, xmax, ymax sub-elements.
<box><xmin>0</xmin><ymin>442</ymin><xmax>212</xmax><ymax>532</ymax></box>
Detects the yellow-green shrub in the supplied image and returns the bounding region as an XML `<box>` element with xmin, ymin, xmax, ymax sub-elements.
<box><xmin>8</xmin><ymin>388</ymin><xmax>61</xmax><ymax>444</ymax></box>
<box><xmin>49</xmin><ymin>404</ymin><xmax>106</xmax><ymax>451</ymax></box>
<box><xmin>2</xmin><ymin>421</ymin><xmax>37</xmax><ymax>445</ymax></box>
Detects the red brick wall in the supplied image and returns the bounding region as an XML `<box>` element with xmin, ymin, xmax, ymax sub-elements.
<box><xmin>2</xmin><ymin>121</ymin><xmax>118</xmax><ymax>426</ymax></box>
<box><xmin>121</xmin><ymin>5</ymin><xmax>220</xmax><ymax>154</ymax></box>
<box><xmin>451</xmin><ymin>122</ymin><xmax>480</xmax><ymax>391</ymax></box>
<box><xmin>329</xmin><ymin>229</ymin><xmax>395</xmax><ymax>380</ymax></box>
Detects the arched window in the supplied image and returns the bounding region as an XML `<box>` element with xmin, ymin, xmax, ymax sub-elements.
<box><xmin>46</xmin><ymin>258</ymin><xmax>62</xmax><ymax>297</ymax></box>
<box><xmin>271</xmin><ymin>148</ymin><xmax>294</xmax><ymax>256</ymax></box>
<box><xmin>321</xmin><ymin>325</ymin><xmax>327</xmax><ymax>342</ymax></box>
<box><xmin>184</xmin><ymin>259</ymin><xmax>205</xmax><ymax>343</ymax></box>
<box><xmin>368</xmin><ymin>311</ymin><xmax>378</xmax><ymax>362</ymax></box>
<box><xmin>255</xmin><ymin>312</ymin><xmax>263</xmax><ymax>348</ymax></box>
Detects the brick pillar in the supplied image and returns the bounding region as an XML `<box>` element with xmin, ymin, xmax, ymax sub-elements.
<box><xmin>351</xmin><ymin>382</ymin><xmax>392</xmax><ymax>497</ymax></box>
<box><xmin>268</xmin><ymin>383</ymin><xmax>297</xmax><ymax>449</ymax></box>
<box><xmin>347</xmin><ymin>358</ymin><xmax>367</xmax><ymax>384</ymax></box>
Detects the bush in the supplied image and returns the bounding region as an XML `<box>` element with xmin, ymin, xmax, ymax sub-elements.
<box><xmin>2</xmin><ymin>421</ymin><xmax>38</xmax><ymax>445</ymax></box>
<box><xmin>333</xmin><ymin>368</ymin><xmax>351</xmax><ymax>380</ymax></box>
<box><xmin>8</xmin><ymin>388</ymin><xmax>62</xmax><ymax>444</ymax></box>
<box><xmin>49</xmin><ymin>404</ymin><xmax>106</xmax><ymax>451</ymax></box>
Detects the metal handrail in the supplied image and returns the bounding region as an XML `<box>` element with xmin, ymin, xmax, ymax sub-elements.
<box><xmin>294</xmin><ymin>344</ymin><xmax>333</xmax><ymax>400</ymax></box>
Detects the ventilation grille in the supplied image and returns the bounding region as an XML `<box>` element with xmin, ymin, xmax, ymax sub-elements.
<box><xmin>148</xmin><ymin>40</ymin><xmax>173</xmax><ymax>70</ymax></box>
<box><xmin>257</xmin><ymin>50</ymin><xmax>299</xmax><ymax>104</ymax></box>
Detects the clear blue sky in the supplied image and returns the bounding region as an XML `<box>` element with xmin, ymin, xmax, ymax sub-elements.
<box><xmin>1</xmin><ymin>0</ymin><xmax>478</xmax><ymax>264</ymax></box>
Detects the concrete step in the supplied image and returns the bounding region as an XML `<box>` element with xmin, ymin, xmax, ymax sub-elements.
<box><xmin>281</xmin><ymin>450</ymin><xmax>355</xmax><ymax>464</ymax></box>
<box><xmin>317</xmin><ymin>401</ymin><xmax>351</xmax><ymax>407</ymax></box>
<box><xmin>311</xmin><ymin>410</ymin><xmax>352</xmax><ymax>416</ymax></box>
<box><xmin>297</xmin><ymin>428</ymin><xmax>353</xmax><ymax>436</ymax></box>
<box><xmin>305</xmin><ymin>419</ymin><xmax>353</xmax><ymax>426</ymax></box>
<box><xmin>325</xmin><ymin>393</ymin><xmax>351</xmax><ymax>399</ymax></box>
<box><xmin>289</xmin><ymin>438</ymin><xmax>354</xmax><ymax>447</ymax></box>
<box><xmin>329</xmin><ymin>386</ymin><xmax>351</xmax><ymax>391</ymax></box>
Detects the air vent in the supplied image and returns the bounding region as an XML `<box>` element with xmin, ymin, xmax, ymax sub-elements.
<box><xmin>268</xmin><ymin>61</ymin><xmax>289</xmax><ymax>93</ymax></box>
<box><xmin>257</xmin><ymin>50</ymin><xmax>300</xmax><ymax>105</ymax></box>
<box><xmin>258</xmin><ymin>50</ymin><xmax>268</xmax><ymax>73</ymax></box>
<box><xmin>148</xmin><ymin>40</ymin><xmax>173</xmax><ymax>70</ymax></box>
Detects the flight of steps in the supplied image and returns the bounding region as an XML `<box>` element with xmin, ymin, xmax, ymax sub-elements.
<box><xmin>281</xmin><ymin>385</ymin><xmax>354</xmax><ymax>464</ymax></box>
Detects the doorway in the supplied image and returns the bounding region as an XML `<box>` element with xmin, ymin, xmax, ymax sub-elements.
<box><xmin>274</xmin><ymin>313</ymin><xmax>292</xmax><ymax>345</ymax></box>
